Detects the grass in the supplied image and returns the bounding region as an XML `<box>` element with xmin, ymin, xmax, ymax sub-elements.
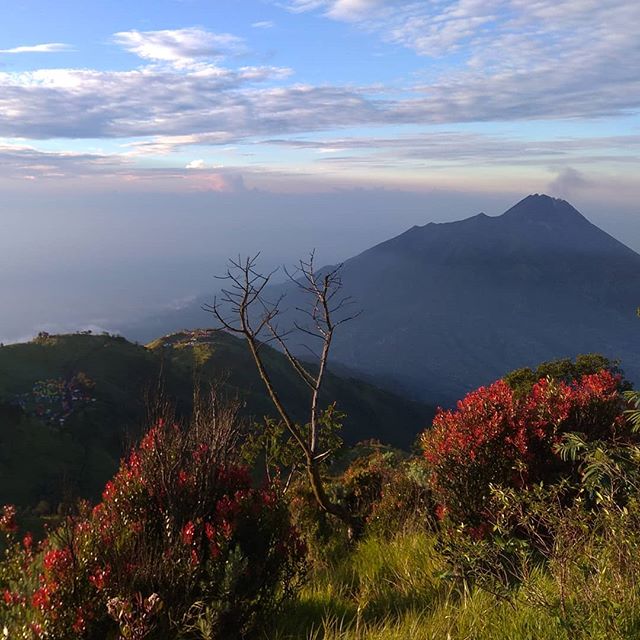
<box><xmin>270</xmin><ymin>530</ymin><xmax>640</xmax><ymax>640</ymax></box>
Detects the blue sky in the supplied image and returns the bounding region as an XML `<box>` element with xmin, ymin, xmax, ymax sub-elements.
<box><xmin>0</xmin><ymin>0</ymin><xmax>639</xmax><ymax>340</ymax></box>
<box><xmin>1</xmin><ymin>0</ymin><xmax>639</xmax><ymax>193</ymax></box>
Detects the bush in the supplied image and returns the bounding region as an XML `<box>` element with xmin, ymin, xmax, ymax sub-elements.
<box><xmin>435</xmin><ymin>476</ymin><xmax>640</xmax><ymax>638</ymax></box>
<box><xmin>436</xmin><ymin>391</ymin><xmax>640</xmax><ymax>607</ymax></box>
<box><xmin>289</xmin><ymin>447</ymin><xmax>435</xmax><ymax>560</ymax></box>
<box><xmin>0</xmin><ymin>394</ymin><xmax>305</xmax><ymax>639</ymax></box>
<box><xmin>421</xmin><ymin>370</ymin><xmax>626</xmax><ymax>524</ymax></box>
<box><xmin>504</xmin><ymin>354</ymin><xmax>628</xmax><ymax>397</ymax></box>
<box><xmin>345</xmin><ymin>453</ymin><xmax>435</xmax><ymax>537</ymax></box>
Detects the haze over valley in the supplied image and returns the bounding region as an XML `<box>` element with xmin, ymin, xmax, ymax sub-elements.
<box><xmin>1</xmin><ymin>0</ymin><xmax>639</xmax><ymax>348</ymax></box>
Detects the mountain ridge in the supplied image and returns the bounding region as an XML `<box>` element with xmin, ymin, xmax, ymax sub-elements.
<box><xmin>356</xmin><ymin>195</ymin><xmax>636</xmax><ymax>262</ymax></box>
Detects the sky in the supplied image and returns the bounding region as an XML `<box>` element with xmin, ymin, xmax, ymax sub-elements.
<box><xmin>0</xmin><ymin>0</ymin><xmax>639</xmax><ymax>342</ymax></box>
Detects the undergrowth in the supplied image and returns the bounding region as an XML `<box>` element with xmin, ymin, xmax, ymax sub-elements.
<box><xmin>271</xmin><ymin>527</ymin><xmax>640</xmax><ymax>640</ymax></box>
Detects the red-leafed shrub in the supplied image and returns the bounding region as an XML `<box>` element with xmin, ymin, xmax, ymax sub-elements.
<box><xmin>0</xmin><ymin>398</ymin><xmax>305</xmax><ymax>639</ymax></box>
<box><xmin>421</xmin><ymin>370</ymin><xmax>626</xmax><ymax>524</ymax></box>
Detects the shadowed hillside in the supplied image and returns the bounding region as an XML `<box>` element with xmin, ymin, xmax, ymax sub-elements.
<box><xmin>0</xmin><ymin>331</ymin><xmax>433</xmax><ymax>509</ymax></box>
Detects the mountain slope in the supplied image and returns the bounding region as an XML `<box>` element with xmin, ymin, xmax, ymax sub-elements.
<box><xmin>272</xmin><ymin>194</ymin><xmax>640</xmax><ymax>402</ymax></box>
<box><xmin>0</xmin><ymin>331</ymin><xmax>433</xmax><ymax>509</ymax></box>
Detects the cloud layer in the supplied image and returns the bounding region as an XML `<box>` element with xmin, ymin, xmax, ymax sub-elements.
<box><xmin>0</xmin><ymin>3</ymin><xmax>638</xmax><ymax>148</ymax></box>
<box><xmin>282</xmin><ymin>0</ymin><xmax>640</xmax><ymax>122</ymax></box>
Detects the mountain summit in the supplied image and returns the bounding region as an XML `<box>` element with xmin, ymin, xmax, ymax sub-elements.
<box><xmin>503</xmin><ymin>193</ymin><xmax>584</xmax><ymax>221</ymax></box>
<box><xmin>279</xmin><ymin>195</ymin><xmax>640</xmax><ymax>403</ymax></box>
<box><xmin>376</xmin><ymin>194</ymin><xmax>634</xmax><ymax>261</ymax></box>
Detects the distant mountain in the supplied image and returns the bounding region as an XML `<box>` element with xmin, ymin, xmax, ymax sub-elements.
<box><xmin>0</xmin><ymin>331</ymin><xmax>433</xmax><ymax>509</ymax></box>
<box><xmin>120</xmin><ymin>194</ymin><xmax>639</xmax><ymax>405</ymax></box>
<box><xmin>270</xmin><ymin>194</ymin><xmax>640</xmax><ymax>402</ymax></box>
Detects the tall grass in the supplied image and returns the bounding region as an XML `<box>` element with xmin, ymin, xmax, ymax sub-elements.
<box><xmin>270</xmin><ymin>528</ymin><xmax>640</xmax><ymax>640</ymax></box>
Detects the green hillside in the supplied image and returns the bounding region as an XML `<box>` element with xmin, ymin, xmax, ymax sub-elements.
<box><xmin>0</xmin><ymin>331</ymin><xmax>433</xmax><ymax>510</ymax></box>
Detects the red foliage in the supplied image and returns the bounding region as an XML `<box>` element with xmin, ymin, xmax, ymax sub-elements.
<box><xmin>22</xmin><ymin>532</ymin><xmax>33</xmax><ymax>552</ymax></box>
<box><xmin>422</xmin><ymin>370</ymin><xmax>625</xmax><ymax>523</ymax></box>
<box><xmin>1</xmin><ymin>417</ymin><xmax>305</xmax><ymax>639</ymax></box>
<box><xmin>0</xmin><ymin>504</ymin><xmax>18</xmax><ymax>534</ymax></box>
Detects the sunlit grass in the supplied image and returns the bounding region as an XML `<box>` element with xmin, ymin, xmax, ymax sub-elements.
<box><xmin>270</xmin><ymin>531</ymin><xmax>640</xmax><ymax>640</ymax></box>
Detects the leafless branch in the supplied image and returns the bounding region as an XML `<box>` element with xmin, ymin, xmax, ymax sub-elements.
<box><xmin>205</xmin><ymin>251</ymin><xmax>363</xmax><ymax>536</ymax></box>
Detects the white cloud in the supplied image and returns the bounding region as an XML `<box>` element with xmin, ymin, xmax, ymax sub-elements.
<box><xmin>3</xmin><ymin>130</ymin><xmax>635</xmax><ymax>195</ymax></box>
<box><xmin>277</xmin><ymin>0</ymin><xmax>640</xmax><ymax>123</ymax></box>
<box><xmin>125</xmin><ymin>134</ymin><xmax>238</xmax><ymax>156</ymax></box>
<box><xmin>251</xmin><ymin>20</ymin><xmax>276</xmax><ymax>29</ymax></box>
<box><xmin>0</xmin><ymin>52</ymin><xmax>638</xmax><ymax>144</ymax></box>
<box><xmin>282</xmin><ymin>0</ymin><xmax>640</xmax><ymax>63</ymax></box>
<box><xmin>0</xmin><ymin>142</ymin><xmax>129</xmax><ymax>180</ymax></box>
<box><xmin>0</xmin><ymin>43</ymin><xmax>72</xmax><ymax>54</ymax></box>
<box><xmin>285</xmin><ymin>0</ymin><xmax>327</xmax><ymax>13</ymax></box>
<box><xmin>0</xmin><ymin>64</ymin><xmax>374</xmax><ymax>140</ymax></box>
<box><xmin>285</xmin><ymin>0</ymin><xmax>387</xmax><ymax>20</ymax></box>
<box><xmin>0</xmin><ymin>141</ymin><xmax>266</xmax><ymax>191</ymax></box>
<box><xmin>113</xmin><ymin>28</ymin><xmax>246</xmax><ymax>67</ymax></box>
<box><xmin>325</xmin><ymin>0</ymin><xmax>387</xmax><ymax>21</ymax></box>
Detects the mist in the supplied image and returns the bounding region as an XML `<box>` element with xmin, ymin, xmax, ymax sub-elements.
<box><xmin>1</xmin><ymin>186</ymin><xmax>638</xmax><ymax>344</ymax></box>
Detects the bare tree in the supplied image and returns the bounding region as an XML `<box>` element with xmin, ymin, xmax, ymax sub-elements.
<box><xmin>204</xmin><ymin>252</ymin><xmax>362</xmax><ymax>536</ymax></box>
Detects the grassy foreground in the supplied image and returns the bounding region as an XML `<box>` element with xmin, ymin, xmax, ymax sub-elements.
<box><xmin>270</xmin><ymin>531</ymin><xmax>640</xmax><ymax>640</ymax></box>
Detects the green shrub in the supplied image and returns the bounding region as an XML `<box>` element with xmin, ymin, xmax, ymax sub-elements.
<box><xmin>504</xmin><ymin>354</ymin><xmax>629</xmax><ymax>397</ymax></box>
<box><xmin>437</xmin><ymin>476</ymin><xmax>640</xmax><ymax>638</ymax></box>
<box><xmin>356</xmin><ymin>456</ymin><xmax>435</xmax><ymax>537</ymax></box>
<box><xmin>288</xmin><ymin>448</ymin><xmax>435</xmax><ymax>562</ymax></box>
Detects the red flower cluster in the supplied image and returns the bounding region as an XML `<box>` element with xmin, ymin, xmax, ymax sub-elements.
<box><xmin>22</xmin><ymin>532</ymin><xmax>33</xmax><ymax>552</ymax></box>
<box><xmin>43</xmin><ymin>548</ymin><xmax>73</xmax><ymax>574</ymax></box>
<box><xmin>0</xmin><ymin>416</ymin><xmax>305</xmax><ymax>638</ymax></box>
<box><xmin>422</xmin><ymin>370</ymin><xmax>625</xmax><ymax>523</ymax></box>
<box><xmin>88</xmin><ymin>565</ymin><xmax>111</xmax><ymax>591</ymax></box>
<box><xmin>3</xmin><ymin>589</ymin><xmax>23</xmax><ymax>606</ymax></box>
<box><xmin>181</xmin><ymin>521</ymin><xmax>195</xmax><ymax>545</ymax></box>
<box><xmin>0</xmin><ymin>504</ymin><xmax>17</xmax><ymax>534</ymax></box>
